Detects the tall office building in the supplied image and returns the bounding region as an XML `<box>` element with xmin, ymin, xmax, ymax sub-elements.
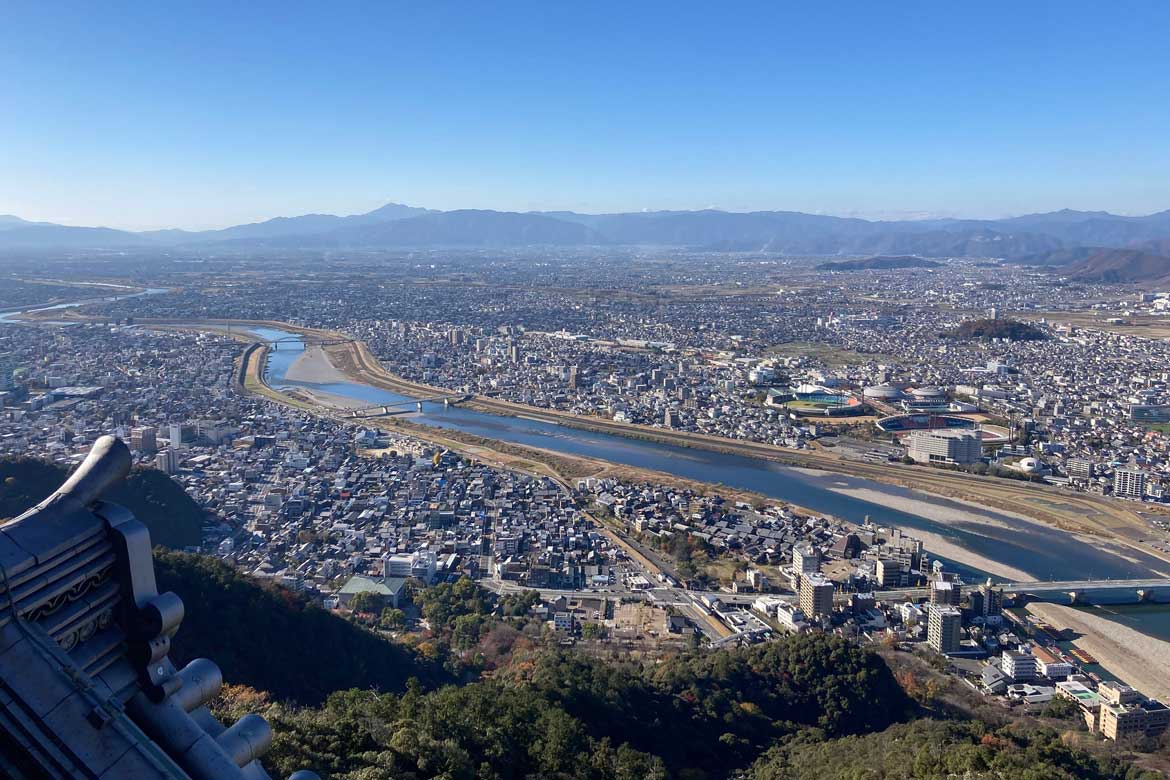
<box><xmin>155</xmin><ymin>447</ymin><xmax>180</xmax><ymax>474</ymax></box>
<box><xmin>1113</xmin><ymin>469</ymin><xmax>1146</xmax><ymax>499</ymax></box>
<box><xmin>1066</xmin><ymin>458</ymin><xmax>1095</xmax><ymax>481</ymax></box>
<box><xmin>798</xmin><ymin>573</ymin><xmax>834</xmax><ymax>619</ymax></box>
<box><xmin>130</xmin><ymin>425</ymin><xmax>157</xmax><ymax>454</ymax></box>
<box><xmin>875</xmin><ymin>557</ymin><xmax>907</xmax><ymax>588</ymax></box>
<box><xmin>927</xmin><ymin>606</ymin><xmax>962</xmax><ymax>654</ymax></box>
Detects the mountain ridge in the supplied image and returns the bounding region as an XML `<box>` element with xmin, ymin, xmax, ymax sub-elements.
<box><xmin>5</xmin><ymin>203</ymin><xmax>1170</xmax><ymax>258</ymax></box>
<box><xmin>1065</xmin><ymin>248</ymin><xmax>1170</xmax><ymax>284</ymax></box>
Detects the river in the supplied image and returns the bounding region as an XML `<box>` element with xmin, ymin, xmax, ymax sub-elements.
<box><xmin>0</xmin><ymin>286</ymin><xmax>168</xmax><ymax>323</ymax></box>
<box><xmin>251</xmin><ymin>326</ymin><xmax>1170</xmax><ymax>587</ymax></box>
<box><xmin>1076</xmin><ymin>603</ymin><xmax>1170</xmax><ymax>643</ymax></box>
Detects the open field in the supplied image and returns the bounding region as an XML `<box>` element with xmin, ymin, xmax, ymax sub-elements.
<box><xmin>1021</xmin><ymin>310</ymin><xmax>1170</xmax><ymax>340</ymax></box>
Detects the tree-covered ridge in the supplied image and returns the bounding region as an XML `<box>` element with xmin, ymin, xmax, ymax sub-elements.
<box><xmin>944</xmin><ymin>317</ymin><xmax>1048</xmax><ymax>341</ymax></box>
<box><xmin>0</xmin><ymin>456</ymin><xmax>202</xmax><ymax>547</ymax></box>
<box><xmin>156</xmin><ymin>550</ymin><xmax>453</xmax><ymax>704</ymax></box>
<box><xmin>215</xmin><ymin>632</ymin><xmax>911</xmax><ymax>780</ymax></box>
<box><xmin>747</xmin><ymin>718</ymin><xmax>1162</xmax><ymax>780</ymax></box>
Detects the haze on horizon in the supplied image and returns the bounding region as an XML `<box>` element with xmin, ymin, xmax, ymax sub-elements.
<box><xmin>2</xmin><ymin>1</ymin><xmax>1169</xmax><ymax>231</ymax></box>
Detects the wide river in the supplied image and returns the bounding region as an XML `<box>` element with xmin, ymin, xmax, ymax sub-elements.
<box><xmin>252</xmin><ymin>326</ymin><xmax>1170</xmax><ymax>586</ymax></box>
<box><xmin>0</xmin><ymin>286</ymin><xmax>168</xmax><ymax>323</ymax></box>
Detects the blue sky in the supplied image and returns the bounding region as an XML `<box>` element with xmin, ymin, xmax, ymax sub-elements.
<box><xmin>2</xmin><ymin>2</ymin><xmax>1169</xmax><ymax>230</ymax></box>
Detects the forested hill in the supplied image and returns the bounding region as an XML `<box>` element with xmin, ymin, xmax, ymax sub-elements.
<box><xmin>155</xmin><ymin>551</ymin><xmax>452</xmax><ymax>704</ymax></box>
<box><xmin>234</xmin><ymin>634</ymin><xmax>914</xmax><ymax>780</ymax></box>
<box><xmin>945</xmin><ymin>317</ymin><xmax>1048</xmax><ymax>341</ymax></box>
<box><xmin>747</xmin><ymin>718</ymin><xmax>1157</xmax><ymax>780</ymax></box>
<box><xmin>238</xmin><ymin>638</ymin><xmax>1165</xmax><ymax>780</ymax></box>
<box><xmin>0</xmin><ymin>456</ymin><xmax>202</xmax><ymax>547</ymax></box>
<box><xmin>816</xmin><ymin>255</ymin><xmax>942</xmax><ymax>271</ymax></box>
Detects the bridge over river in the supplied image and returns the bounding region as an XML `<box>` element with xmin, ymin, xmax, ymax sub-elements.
<box><xmin>344</xmin><ymin>393</ymin><xmax>471</xmax><ymax>417</ymax></box>
<box><xmin>257</xmin><ymin>335</ymin><xmax>353</xmax><ymax>349</ymax></box>
<box><xmin>493</xmin><ymin>578</ymin><xmax>1170</xmax><ymax>609</ymax></box>
<box><xmin>877</xmin><ymin>577</ymin><xmax>1170</xmax><ymax>605</ymax></box>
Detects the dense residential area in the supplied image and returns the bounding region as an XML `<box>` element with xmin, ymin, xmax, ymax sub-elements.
<box><xmin>2</xmin><ymin>250</ymin><xmax>1170</xmax><ymax>777</ymax></box>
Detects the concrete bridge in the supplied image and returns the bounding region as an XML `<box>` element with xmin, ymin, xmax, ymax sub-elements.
<box><xmin>880</xmin><ymin>578</ymin><xmax>1170</xmax><ymax>606</ymax></box>
<box><xmin>346</xmin><ymin>393</ymin><xmax>470</xmax><ymax>417</ymax></box>
<box><xmin>1004</xmin><ymin>577</ymin><xmax>1170</xmax><ymax>605</ymax></box>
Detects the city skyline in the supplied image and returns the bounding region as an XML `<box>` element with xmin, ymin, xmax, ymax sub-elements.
<box><xmin>3</xmin><ymin>1</ymin><xmax>1170</xmax><ymax>229</ymax></box>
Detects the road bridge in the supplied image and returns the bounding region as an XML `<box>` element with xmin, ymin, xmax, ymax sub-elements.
<box><xmin>876</xmin><ymin>577</ymin><xmax>1170</xmax><ymax>605</ymax></box>
<box><xmin>257</xmin><ymin>335</ymin><xmax>354</xmax><ymax>350</ymax></box>
<box><xmin>345</xmin><ymin>393</ymin><xmax>470</xmax><ymax>417</ymax></box>
<box><xmin>489</xmin><ymin>577</ymin><xmax>1170</xmax><ymax>608</ymax></box>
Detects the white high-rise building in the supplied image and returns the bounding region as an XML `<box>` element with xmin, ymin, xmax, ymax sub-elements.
<box><xmin>1001</xmin><ymin>650</ymin><xmax>1038</xmax><ymax>681</ymax></box>
<box><xmin>1113</xmin><ymin>469</ymin><xmax>1147</xmax><ymax>499</ymax></box>
<box><xmin>792</xmin><ymin>544</ymin><xmax>821</xmax><ymax>575</ymax></box>
<box><xmin>155</xmin><ymin>448</ymin><xmax>180</xmax><ymax>475</ymax></box>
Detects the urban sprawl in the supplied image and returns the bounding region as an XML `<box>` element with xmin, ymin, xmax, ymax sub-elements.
<box><xmin>2</xmin><ymin>251</ymin><xmax>1170</xmax><ymax>742</ymax></box>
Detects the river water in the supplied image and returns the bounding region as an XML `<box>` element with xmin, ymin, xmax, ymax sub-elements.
<box><xmin>1077</xmin><ymin>603</ymin><xmax>1170</xmax><ymax>643</ymax></box>
<box><xmin>0</xmin><ymin>287</ymin><xmax>168</xmax><ymax>323</ymax></box>
<box><xmin>252</xmin><ymin>326</ymin><xmax>1170</xmax><ymax>586</ymax></box>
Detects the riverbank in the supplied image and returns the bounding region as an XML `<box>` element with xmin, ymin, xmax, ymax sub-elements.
<box><xmin>158</xmin><ymin>316</ymin><xmax>1170</xmax><ymax>576</ymax></box>
<box><xmin>907</xmin><ymin>528</ymin><xmax>1032</xmax><ymax>581</ymax></box>
<box><xmin>285</xmin><ymin>344</ymin><xmax>351</xmax><ymax>384</ymax></box>
<box><xmin>325</xmin><ymin>326</ymin><xmax>1165</xmax><ymax>544</ymax></box>
<box><xmin>790</xmin><ymin>475</ymin><xmax>1170</xmax><ymax>581</ymax></box>
<box><xmin>1024</xmin><ymin>602</ymin><xmax>1170</xmax><ymax>702</ymax></box>
<box><xmin>254</xmin><ymin>332</ymin><xmax>1094</xmax><ymax>580</ymax></box>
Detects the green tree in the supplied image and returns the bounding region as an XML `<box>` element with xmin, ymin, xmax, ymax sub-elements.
<box><xmin>379</xmin><ymin>607</ymin><xmax>406</xmax><ymax>630</ymax></box>
<box><xmin>349</xmin><ymin>590</ymin><xmax>383</xmax><ymax>615</ymax></box>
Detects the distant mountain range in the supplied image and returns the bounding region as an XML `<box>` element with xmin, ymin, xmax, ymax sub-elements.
<box><xmin>1014</xmin><ymin>240</ymin><xmax>1170</xmax><ymax>285</ymax></box>
<box><xmin>4</xmin><ymin>204</ymin><xmax>1170</xmax><ymax>264</ymax></box>
<box><xmin>1064</xmin><ymin>249</ymin><xmax>1170</xmax><ymax>284</ymax></box>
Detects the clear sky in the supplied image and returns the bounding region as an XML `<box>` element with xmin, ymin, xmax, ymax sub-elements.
<box><xmin>2</xmin><ymin>2</ymin><xmax>1169</xmax><ymax>230</ymax></box>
